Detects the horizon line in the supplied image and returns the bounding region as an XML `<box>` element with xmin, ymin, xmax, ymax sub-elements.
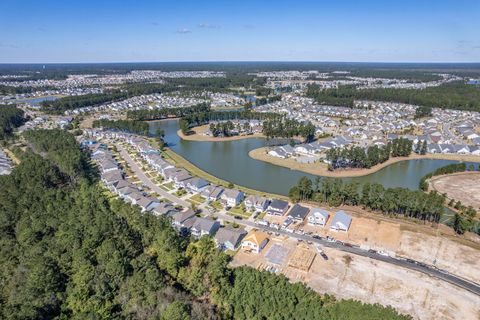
<box><xmin>1</xmin><ymin>60</ymin><xmax>480</xmax><ymax>66</ymax></box>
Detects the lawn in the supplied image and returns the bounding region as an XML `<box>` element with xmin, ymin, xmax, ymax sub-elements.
<box><xmin>209</xmin><ymin>200</ymin><xmax>224</xmax><ymax>210</ymax></box>
<box><xmin>175</xmin><ymin>189</ymin><xmax>187</xmax><ymax>197</ymax></box>
<box><xmin>189</xmin><ymin>194</ymin><xmax>206</xmax><ymax>204</ymax></box>
<box><xmin>227</xmin><ymin>206</ymin><xmax>251</xmax><ymax>218</ymax></box>
<box><xmin>162</xmin><ymin>181</ymin><xmax>175</xmax><ymax>191</ymax></box>
<box><xmin>256</xmin><ymin>211</ymin><xmax>267</xmax><ymax>220</ymax></box>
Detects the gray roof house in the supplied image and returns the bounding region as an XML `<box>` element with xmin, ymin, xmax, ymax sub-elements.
<box><xmin>201</xmin><ymin>185</ymin><xmax>224</xmax><ymax>201</ymax></box>
<box><xmin>171</xmin><ymin>209</ymin><xmax>196</xmax><ymax>230</ymax></box>
<box><xmin>244</xmin><ymin>195</ymin><xmax>270</xmax><ymax>212</ymax></box>
<box><xmin>287</xmin><ymin>204</ymin><xmax>309</xmax><ymax>222</ymax></box>
<box><xmin>137</xmin><ymin>196</ymin><xmax>160</xmax><ymax>212</ymax></box>
<box><xmin>186</xmin><ymin>177</ymin><xmax>209</xmax><ymax>193</ymax></box>
<box><xmin>221</xmin><ymin>189</ymin><xmax>244</xmax><ymax>207</ymax></box>
<box><xmin>307</xmin><ymin>208</ymin><xmax>329</xmax><ymax>226</ymax></box>
<box><xmin>214</xmin><ymin>227</ymin><xmax>247</xmax><ymax>251</ymax></box>
<box><xmin>191</xmin><ymin>217</ymin><xmax>220</xmax><ymax>238</ymax></box>
<box><xmin>153</xmin><ymin>202</ymin><xmax>177</xmax><ymax>216</ymax></box>
<box><xmin>330</xmin><ymin>210</ymin><xmax>352</xmax><ymax>231</ymax></box>
<box><xmin>266</xmin><ymin>199</ymin><xmax>289</xmax><ymax>216</ymax></box>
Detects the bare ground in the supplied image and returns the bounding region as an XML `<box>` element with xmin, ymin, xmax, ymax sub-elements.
<box><xmin>429</xmin><ymin>172</ymin><xmax>480</xmax><ymax>212</ymax></box>
<box><xmin>231</xmin><ymin>238</ymin><xmax>480</xmax><ymax>320</ymax></box>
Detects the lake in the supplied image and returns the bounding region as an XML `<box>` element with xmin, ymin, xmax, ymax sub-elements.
<box><xmin>150</xmin><ymin>119</ymin><xmax>477</xmax><ymax>196</ymax></box>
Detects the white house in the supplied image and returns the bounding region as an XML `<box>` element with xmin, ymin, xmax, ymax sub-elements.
<box><xmin>221</xmin><ymin>188</ymin><xmax>244</xmax><ymax>207</ymax></box>
<box><xmin>330</xmin><ymin>210</ymin><xmax>352</xmax><ymax>232</ymax></box>
<box><xmin>307</xmin><ymin>208</ymin><xmax>329</xmax><ymax>226</ymax></box>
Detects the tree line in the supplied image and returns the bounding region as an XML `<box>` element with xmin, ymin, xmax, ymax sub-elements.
<box><xmin>23</xmin><ymin>129</ymin><xmax>93</xmax><ymax>182</ymax></box>
<box><xmin>92</xmin><ymin>119</ymin><xmax>149</xmax><ymax>135</ymax></box>
<box><xmin>289</xmin><ymin>176</ymin><xmax>445</xmax><ymax>223</ymax></box>
<box><xmin>419</xmin><ymin>163</ymin><xmax>467</xmax><ymax>191</ymax></box>
<box><xmin>0</xmin><ymin>104</ymin><xmax>25</xmax><ymax>140</ymax></box>
<box><xmin>127</xmin><ymin>103</ymin><xmax>211</xmax><ymax>121</ymax></box>
<box><xmin>326</xmin><ymin>138</ymin><xmax>413</xmax><ymax>170</ymax></box>
<box><xmin>178</xmin><ymin>109</ymin><xmax>316</xmax><ymax>142</ymax></box>
<box><xmin>0</xmin><ymin>129</ymin><xmax>411</xmax><ymax>319</ymax></box>
<box><xmin>417</xmin><ymin>162</ymin><xmax>480</xmax><ymax>235</ymax></box>
<box><xmin>306</xmin><ymin>82</ymin><xmax>480</xmax><ymax>112</ymax></box>
<box><xmin>262</xmin><ymin>118</ymin><xmax>316</xmax><ymax>142</ymax></box>
<box><xmin>41</xmin><ymin>90</ymin><xmax>129</xmax><ymax>113</ymax></box>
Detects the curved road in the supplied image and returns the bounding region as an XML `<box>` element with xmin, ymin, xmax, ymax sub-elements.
<box><xmin>114</xmin><ymin>141</ymin><xmax>480</xmax><ymax>297</ymax></box>
<box><xmin>216</xmin><ymin>212</ymin><xmax>480</xmax><ymax>296</ymax></box>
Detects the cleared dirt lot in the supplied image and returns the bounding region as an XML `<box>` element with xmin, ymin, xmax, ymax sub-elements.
<box><xmin>429</xmin><ymin>172</ymin><xmax>480</xmax><ymax>211</ymax></box>
<box><xmin>262</xmin><ymin>205</ymin><xmax>480</xmax><ymax>283</ymax></box>
<box><xmin>231</xmin><ymin>238</ymin><xmax>480</xmax><ymax>320</ymax></box>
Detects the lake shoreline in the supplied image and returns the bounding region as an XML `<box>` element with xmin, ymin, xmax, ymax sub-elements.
<box><xmin>248</xmin><ymin>146</ymin><xmax>480</xmax><ymax>178</ymax></box>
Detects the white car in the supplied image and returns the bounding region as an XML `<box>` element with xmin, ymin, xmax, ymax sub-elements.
<box><xmin>378</xmin><ymin>250</ymin><xmax>389</xmax><ymax>257</ymax></box>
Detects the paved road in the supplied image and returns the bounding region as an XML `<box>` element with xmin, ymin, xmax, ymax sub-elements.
<box><xmin>116</xmin><ymin>144</ymin><xmax>190</xmax><ymax>207</ymax></box>
<box><xmin>115</xmin><ymin>143</ymin><xmax>480</xmax><ymax>297</ymax></box>
<box><xmin>214</xmin><ymin>212</ymin><xmax>480</xmax><ymax>296</ymax></box>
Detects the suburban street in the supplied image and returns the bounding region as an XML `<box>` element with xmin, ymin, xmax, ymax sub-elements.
<box><xmin>116</xmin><ymin>143</ymin><xmax>190</xmax><ymax>207</ymax></box>
<box><xmin>212</xmin><ymin>211</ymin><xmax>480</xmax><ymax>296</ymax></box>
<box><xmin>114</xmin><ymin>141</ymin><xmax>480</xmax><ymax>297</ymax></box>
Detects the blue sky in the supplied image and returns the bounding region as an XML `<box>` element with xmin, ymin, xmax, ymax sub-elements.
<box><xmin>0</xmin><ymin>0</ymin><xmax>479</xmax><ymax>63</ymax></box>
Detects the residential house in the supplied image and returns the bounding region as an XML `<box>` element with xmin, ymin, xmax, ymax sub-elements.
<box><xmin>137</xmin><ymin>196</ymin><xmax>160</xmax><ymax>212</ymax></box>
<box><xmin>266</xmin><ymin>199</ymin><xmax>289</xmax><ymax>216</ymax></box>
<box><xmin>214</xmin><ymin>227</ymin><xmax>247</xmax><ymax>251</ymax></box>
<box><xmin>244</xmin><ymin>195</ymin><xmax>270</xmax><ymax>212</ymax></box>
<box><xmin>287</xmin><ymin>204</ymin><xmax>309</xmax><ymax>222</ymax></box>
<box><xmin>221</xmin><ymin>188</ymin><xmax>244</xmax><ymax>207</ymax></box>
<box><xmin>171</xmin><ymin>209</ymin><xmax>196</xmax><ymax>232</ymax></box>
<box><xmin>307</xmin><ymin>208</ymin><xmax>329</xmax><ymax>226</ymax></box>
<box><xmin>191</xmin><ymin>217</ymin><xmax>220</xmax><ymax>238</ymax></box>
<box><xmin>330</xmin><ymin>210</ymin><xmax>352</xmax><ymax>231</ymax></box>
<box><xmin>153</xmin><ymin>202</ymin><xmax>177</xmax><ymax>216</ymax></box>
<box><xmin>201</xmin><ymin>185</ymin><xmax>224</xmax><ymax>201</ymax></box>
<box><xmin>241</xmin><ymin>230</ymin><xmax>269</xmax><ymax>254</ymax></box>
<box><xmin>186</xmin><ymin>177</ymin><xmax>209</xmax><ymax>193</ymax></box>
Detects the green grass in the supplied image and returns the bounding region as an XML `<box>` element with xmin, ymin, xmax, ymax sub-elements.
<box><xmin>162</xmin><ymin>181</ymin><xmax>175</xmax><ymax>191</ymax></box>
<box><xmin>209</xmin><ymin>200</ymin><xmax>224</xmax><ymax>210</ymax></box>
<box><xmin>189</xmin><ymin>194</ymin><xmax>206</xmax><ymax>204</ymax></box>
<box><xmin>227</xmin><ymin>206</ymin><xmax>251</xmax><ymax>218</ymax></box>
<box><xmin>256</xmin><ymin>211</ymin><xmax>267</xmax><ymax>220</ymax></box>
<box><xmin>175</xmin><ymin>189</ymin><xmax>187</xmax><ymax>197</ymax></box>
<box><xmin>162</xmin><ymin>148</ymin><xmax>288</xmax><ymax>201</ymax></box>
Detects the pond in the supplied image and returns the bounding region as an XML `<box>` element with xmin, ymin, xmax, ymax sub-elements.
<box><xmin>150</xmin><ymin>119</ymin><xmax>477</xmax><ymax>196</ymax></box>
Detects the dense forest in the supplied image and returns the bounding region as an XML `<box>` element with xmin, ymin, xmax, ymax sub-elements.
<box><xmin>23</xmin><ymin>129</ymin><xmax>93</xmax><ymax>182</ymax></box>
<box><xmin>306</xmin><ymin>82</ymin><xmax>480</xmax><ymax>112</ymax></box>
<box><xmin>0</xmin><ymin>105</ymin><xmax>25</xmax><ymax>140</ymax></box>
<box><xmin>289</xmin><ymin>177</ymin><xmax>445</xmax><ymax>223</ymax></box>
<box><xmin>0</xmin><ymin>129</ymin><xmax>411</xmax><ymax>319</ymax></box>
<box><xmin>92</xmin><ymin>119</ymin><xmax>149</xmax><ymax>135</ymax></box>
<box><xmin>262</xmin><ymin>118</ymin><xmax>316</xmax><ymax>142</ymax></box>
<box><xmin>326</xmin><ymin>138</ymin><xmax>412</xmax><ymax>170</ymax></box>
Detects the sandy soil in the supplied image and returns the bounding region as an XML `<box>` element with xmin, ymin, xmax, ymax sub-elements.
<box><xmin>262</xmin><ymin>204</ymin><xmax>480</xmax><ymax>284</ymax></box>
<box><xmin>249</xmin><ymin>147</ymin><xmax>480</xmax><ymax>178</ymax></box>
<box><xmin>231</xmin><ymin>238</ymin><xmax>480</xmax><ymax>320</ymax></box>
<box><xmin>178</xmin><ymin>124</ymin><xmax>265</xmax><ymax>142</ymax></box>
<box><xmin>429</xmin><ymin>172</ymin><xmax>480</xmax><ymax>211</ymax></box>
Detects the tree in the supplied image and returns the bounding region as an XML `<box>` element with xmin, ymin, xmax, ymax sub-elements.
<box><xmin>179</xmin><ymin>119</ymin><xmax>189</xmax><ymax>134</ymax></box>
<box><xmin>420</xmin><ymin>140</ymin><xmax>427</xmax><ymax>155</ymax></box>
<box><xmin>162</xmin><ymin>301</ymin><xmax>191</xmax><ymax>320</ymax></box>
<box><xmin>452</xmin><ymin>213</ymin><xmax>466</xmax><ymax>235</ymax></box>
